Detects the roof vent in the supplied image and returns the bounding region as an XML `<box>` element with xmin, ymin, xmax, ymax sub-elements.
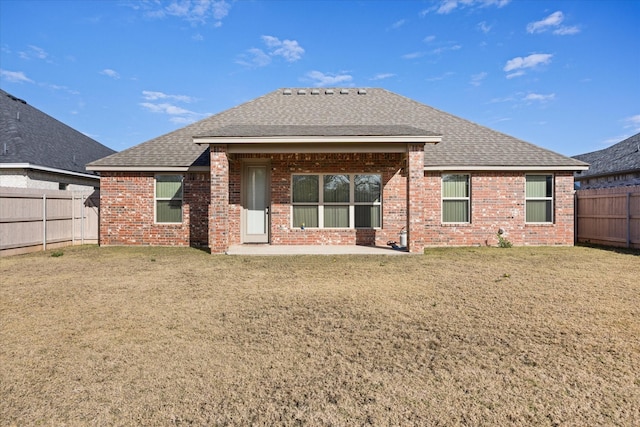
<box><xmin>325</xmin><ymin>89</ymin><xmax>334</xmax><ymax>95</ymax></box>
<box><xmin>311</xmin><ymin>89</ymin><xmax>320</xmax><ymax>95</ymax></box>
<box><xmin>358</xmin><ymin>89</ymin><xmax>367</xmax><ymax>95</ymax></box>
<box><xmin>283</xmin><ymin>89</ymin><xmax>292</xmax><ymax>95</ymax></box>
<box><xmin>297</xmin><ymin>89</ymin><xmax>307</xmax><ymax>95</ymax></box>
<box><xmin>340</xmin><ymin>89</ymin><xmax>349</xmax><ymax>95</ymax></box>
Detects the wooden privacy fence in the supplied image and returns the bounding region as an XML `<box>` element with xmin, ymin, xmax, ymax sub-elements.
<box><xmin>0</xmin><ymin>187</ymin><xmax>99</xmax><ymax>256</ymax></box>
<box><xmin>575</xmin><ymin>186</ymin><xmax>640</xmax><ymax>249</ymax></box>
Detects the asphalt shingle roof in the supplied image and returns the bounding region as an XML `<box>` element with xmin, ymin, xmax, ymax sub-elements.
<box><xmin>89</xmin><ymin>88</ymin><xmax>586</xmax><ymax>170</ymax></box>
<box><xmin>573</xmin><ymin>132</ymin><xmax>640</xmax><ymax>178</ymax></box>
<box><xmin>0</xmin><ymin>89</ymin><xmax>116</xmax><ymax>175</ymax></box>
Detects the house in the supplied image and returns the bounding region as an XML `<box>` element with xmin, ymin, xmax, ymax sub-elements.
<box><xmin>573</xmin><ymin>132</ymin><xmax>640</xmax><ymax>189</ymax></box>
<box><xmin>0</xmin><ymin>89</ymin><xmax>116</xmax><ymax>191</ymax></box>
<box><xmin>87</xmin><ymin>88</ymin><xmax>588</xmax><ymax>253</ymax></box>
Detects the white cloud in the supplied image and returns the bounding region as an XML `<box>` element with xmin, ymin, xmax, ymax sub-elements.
<box><xmin>426</xmin><ymin>71</ymin><xmax>455</xmax><ymax>82</ymax></box>
<box><xmin>240</xmin><ymin>48</ymin><xmax>271</xmax><ymax>67</ymax></box>
<box><xmin>402</xmin><ymin>51</ymin><xmax>425</xmax><ymax>60</ymax></box>
<box><xmin>262</xmin><ymin>35</ymin><xmax>281</xmax><ymax>49</ymax></box>
<box><xmin>0</xmin><ymin>69</ymin><xmax>34</xmax><ymax>83</ymax></box>
<box><xmin>261</xmin><ymin>36</ymin><xmax>304</xmax><ymax>62</ymax></box>
<box><xmin>100</xmin><ymin>69</ymin><xmax>120</xmax><ymax>79</ymax></box>
<box><xmin>426</xmin><ymin>0</ymin><xmax>511</xmax><ymax>15</ymax></box>
<box><xmin>389</xmin><ymin>19</ymin><xmax>406</xmax><ymax>30</ymax></box>
<box><xmin>470</xmin><ymin>72</ymin><xmax>487</xmax><ymax>86</ymax></box>
<box><xmin>423</xmin><ymin>35</ymin><xmax>436</xmax><ymax>43</ymax></box>
<box><xmin>240</xmin><ymin>36</ymin><xmax>304</xmax><ymax>67</ymax></box>
<box><xmin>140</xmin><ymin>90</ymin><xmax>204</xmax><ymax>124</ymax></box>
<box><xmin>46</xmin><ymin>83</ymin><xmax>80</xmax><ymax>95</ymax></box>
<box><xmin>503</xmin><ymin>53</ymin><xmax>552</xmax><ymax>77</ymax></box>
<box><xmin>505</xmin><ymin>70</ymin><xmax>525</xmax><ymax>79</ymax></box>
<box><xmin>523</xmin><ymin>93</ymin><xmax>556</xmax><ymax>103</ymax></box>
<box><xmin>140</xmin><ymin>102</ymin><xmax>193</xmax><ymax>115</ymax></box>
<box><xmin>142</xmin><ymin>90</ymin><xmax>195</xmax><ymax>103</ymax></box>
<box><xmin>527</xmin><ymin>11</ymin><xmax>563</xmax><ymax>33</ymax></box>
<box><xmin>527</xmin><ymin>11</ymin><xmax>580</xmax><ymax>35</ymax></box>
<box><xmin>553</xmin><ymin>26</ymin><xmax>580</xmax><ymax>35</ymax></box>
<box><xmin>211</xmin><ymin>0</ymin><xmax>231</xmax><ymax>20</ymax></box>
<box><xmin>18</xmin><ymin>45</ymin><xmax>49</xmax><ymax>61</ymax></box>
<box><xmin>436</xmin><ymin>0</ymin><xmax>459</xmax><ymax>14</ymax></box>
<box><xmin>488</xmin><ymin>96</ymin><xmax>516</xmax><ymax>104</ymax></box>
<box><xmin>370</xmin><ymin>73</ymin><xmax>395</xmax><ymax>81</ymax></box>
<box><xmin>477</xmin><ymin>21</ymin><xmax>492</xmax><ymax>34</ymax></box>
<box><xmin>143</xmin><ymin>0</ymin><xmax>231</xmax><ymax>26</ymax></box>
<box><xmin>274</xmin><ymin>40</ymin><xmax>305</xmax><ymax>62</ymax></box>
<box><xmin>430</xmin><ymin>44</ymin><xmax>462</xmax><ymax>55</ymax></box>
<box><xmin>623</xmin><ymin>114</ymin><xmax>640</xmax><ymax>132</ymax></box>
<box><xmin>306</xmin><ymin>71</ymin><xmax>353</xmax><ymax>87</ymax></box>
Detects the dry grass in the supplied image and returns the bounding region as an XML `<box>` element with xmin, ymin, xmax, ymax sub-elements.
<box><xmin>1</xmin><ymin>245</ymin><xmax>639</xmax><ymax>426</ymax></box>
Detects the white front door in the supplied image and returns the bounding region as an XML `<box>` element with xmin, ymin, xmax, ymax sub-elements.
<box><xmin>242</xmin><ymin>163</ymin><xmax>270</xmax><ymax>243</ymax></box>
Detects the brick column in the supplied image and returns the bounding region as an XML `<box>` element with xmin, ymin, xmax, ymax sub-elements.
<box><xmin>209</xmin><ymin>144</ymin><xmax>229</xmax><ymax>253</ymax></box>
<box><xmin>406</xmin><ymin>144</ymin><xmax>426</xmax><ymax>253</ymax></box>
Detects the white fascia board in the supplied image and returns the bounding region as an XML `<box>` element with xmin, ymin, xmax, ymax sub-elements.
<box><xmin>0</xmin><ymin>163</ymin><xmax>100</xmax><ymax>180</ymax></box>
<box><xmin>228</xmin><ymin>142</ymin><xmax>413</xmax><ymax>154</ymax></box>
<box><xmin>194</xmin><ymin>135</ymin><xmax>442</xmax><ymax>145</ymax></box>
<box><xmin>423</xmin><ymin>165</ymin><xmax>590</xmax><ymax>172</ymax></box>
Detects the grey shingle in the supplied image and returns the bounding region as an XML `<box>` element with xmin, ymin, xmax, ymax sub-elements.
<box><xmin>196</xmin><ymin>124</ymin><xmax>439</xmax><ymax>137</ymax></box>
<box><xmin>0</xmin><ymin>89</ymin><xmax>116</xmax><ymax>175</ymax></box>
<box><xmin>573</xmin><ymin>132</ymin><xmax>640</xmax><ymax>178</ymax></box>
<box><xmin>88</xmin><ymin>88</ymin><xmax>586</xmax><ymax>169</ymax></box>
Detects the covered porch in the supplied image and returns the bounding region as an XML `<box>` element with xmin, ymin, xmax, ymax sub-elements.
<box><xmin>194</xmin><ymin>125</ymin><xmax>441</xmax><ymax>254</ymax></box>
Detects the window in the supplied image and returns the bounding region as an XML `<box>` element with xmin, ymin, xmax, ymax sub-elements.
<box><xmin>324</xmin><ymin>175</ymin><xmax>350</xmax><ymax>227</ymax></box>
<box><xmin>292</xmin><ymin>174</ymin><xmax>381</xmax><ymax>228</ymax></box>
<box><xmin>156</xmin><ymin>175</ymin><xmax>183</xmax><ymax>223</ymax></box>
<box><xmin>442</xmin><ymin>174</ymin><xmax>470</xmax><ymax>223</ymax></box>
<box><xmin>354</xmin><ymin>174</ymin><xmax>381</xmax><ymax>228</ymax></box>
<box><xmin>525</xmin><ymin>175</ymin><xmax>553</xmax><ymax>223</ymax></box>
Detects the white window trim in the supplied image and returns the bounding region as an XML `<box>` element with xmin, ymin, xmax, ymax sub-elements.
<box><xmin>155</xmin><ymin>174</ymin><xmax>184</xmax><ymax>224</ymax></box>
<box><xmin>525</xmin><ymin>174</ymin><xmax>554</xmax><ymax>224</ymax></box>
<box><xmin>441</xmin><ymin>173</ymin><xmax>471</xmax><ymax>224</ymax></box>
<box><xmin>291</xmin><ymin>173</ymin><xmax>382</xmax><ymax>229</ymax></box>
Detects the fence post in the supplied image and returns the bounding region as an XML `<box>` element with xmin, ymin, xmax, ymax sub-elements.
<box><xmin>42</xmin><ymin>194</ymin><xmax>47</xmax><ymax>251</ymax></box>
<box><xmin>81</xmin><ymin>194</ymin><xmax>85</xmax><ymax>245</ymax></box>
<box><xmin>72</xmin><ymin>193</ymin><xmax>75</xmax><ymax>245</ymax></box>
<box><xmin>627</xmin><ymin>192</ymin><xmax>631</xmax><ymax>249</ymax></box>
<box><xmin>574</xmin><ymin>192</ymin><xmax>578</xmax><ymax>245</ymax></box>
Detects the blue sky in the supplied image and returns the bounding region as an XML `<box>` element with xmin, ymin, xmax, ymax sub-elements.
<box><xmin>1</xmin><ymin>0</ymin><xmax>638</xmax><ymax>156</ymax></box>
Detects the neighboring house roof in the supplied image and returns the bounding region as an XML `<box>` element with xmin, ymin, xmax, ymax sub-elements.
<box><xmin>573</xmin><ymin>132</ymin><xmax>640</xmax><ymax>179</ymax></box>
<box><xmin>88</xmin><ymin>88</ymin><xmax>587</xmax><ymax>171</ymax></box>
<box><xmin>0</xmin><ymin>89</ymin><xmax>116</xmax><ymax>177</ymax></box>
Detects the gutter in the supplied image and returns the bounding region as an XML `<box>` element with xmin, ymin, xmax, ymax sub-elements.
<box><xmin>0</xmin><ymin>163</ymin><xmax>100</xmax><ymax>180</ymax></box>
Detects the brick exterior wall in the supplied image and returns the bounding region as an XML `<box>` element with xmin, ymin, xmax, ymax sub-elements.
<box><xmin>98</xmin><ymin>160</ymin><xmax>575</xmax><ymax>252</ymax></box>
<box><xmin>99</xmin><ymin>171</ymin><xmax>210</xmax><ymax>247</ymax></box>
<box><xmin>221</xmin><ymin>152</ymin><xmax>408</xmax><ymax>251</ymax></box>
<box><xmin>423</xmin><ymin>171</ymin><xmax>575</xmax><ymax>247</ymax></box>
<box><xmin>209</xmin><ymin>145</ymin><xmax>229</xmax><ymax>253</ymax></box>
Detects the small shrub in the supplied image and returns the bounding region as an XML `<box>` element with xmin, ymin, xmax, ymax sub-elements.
<box><xmin>497</xmin><ymin>233</ymin><xmax>513</xmax><ymax>248</ymax></box>
<box><xmin>51</xmin><ymin>250</ymin><xmax>64</xmax><ymax>257</ymax></box>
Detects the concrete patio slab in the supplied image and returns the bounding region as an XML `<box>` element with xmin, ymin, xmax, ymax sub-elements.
<box><xmin>225</xmin><ymin>244</ymin><xmax>409</xmax><ymax>255</ymax></box>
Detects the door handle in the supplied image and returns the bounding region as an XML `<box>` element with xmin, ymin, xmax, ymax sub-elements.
<box><xmin>265</xmin><ymin>207</ymin><xmax>269</xmax><ymax>215</ymax></box>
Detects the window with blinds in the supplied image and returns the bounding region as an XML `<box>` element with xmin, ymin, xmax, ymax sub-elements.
<box><xmin>155</xmin><ymin>175</ymin><xmax>183</xmax><ymax>223</ymax></box>
<box><xmin>292</xmin><ymin>174</ymin><xmax>381</xmax><ymax>228</ymax></box>
<box><xmin>442</xmin><ymin>174</ymin><xmax>470</xmax><ymax>223</ymax></box>
<box><xmin>525</xmin><ymin>175</ymin><xmax>553</xmax><ymax>223</ymax></box>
